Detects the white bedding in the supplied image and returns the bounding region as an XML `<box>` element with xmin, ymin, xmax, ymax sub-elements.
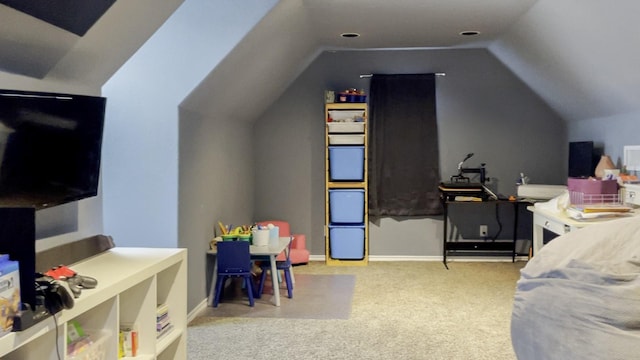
<box><xmin>511</xmin><ymin>216</ymin><xmax>640</xmax><ymax>359</ymax></box>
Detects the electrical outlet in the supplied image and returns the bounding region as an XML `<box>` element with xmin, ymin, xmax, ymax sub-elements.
<box><xmin>479</xmin><ymin>225</ymin><xmax>488</xmax><ymax>237</ymax></box>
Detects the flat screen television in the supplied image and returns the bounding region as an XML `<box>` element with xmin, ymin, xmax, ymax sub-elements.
<box><xmin>568</xmin><ymin>141</ymin><xmax>596</xmax><ymax>178</ymax></box>
<box><xmin>0</xmin><ymin>89</ymin><xmax>106</xmax><ymax>209</ymax></box>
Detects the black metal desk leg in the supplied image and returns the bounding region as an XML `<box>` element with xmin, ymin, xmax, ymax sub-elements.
<box><xmin>443</xmin><ymin>201</ymin><xmax>449</xmax><ymax>269</ymax></box>
<box><xmin>512</xmin><ymin>202</ymin><xmax>519</xmax><ymax>262</ymax></box>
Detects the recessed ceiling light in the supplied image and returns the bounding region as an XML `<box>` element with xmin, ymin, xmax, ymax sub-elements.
<box><xmin>459</xmin><ymin>30</ymin><xmax>480</xmax><ymax>36</ymax></box>
<box><xmin>340</xmin><ymin>32</ymin><xmax>360</xmax><ymax>38</ymax></box>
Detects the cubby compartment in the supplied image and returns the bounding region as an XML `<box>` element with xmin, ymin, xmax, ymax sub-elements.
<box><xmin>329</xmin><ymin>225</ymin><xmax>366</xmax><ymax>260</ymax></box>
<box><xmin>119</xmin><ymin>277</ymin><xmax>155</xmax><ymax>359</ymax></box>
<box><xmin>156</xmin><ymin>259</ymin><xmax>187</xmax><ymax>357</ymax></box>
<box><xmin>67</xmin><ymin>297</ymin><xmax>118</xmax><ymax>360</ymax></box>
<box><xmin>67</xmin><ymin>329</ymin><xmax>111</xmax><ymax>360</ymax></box>
<box><xmin>328</xmin><ymin>146</ymin><xmax>365</xmax><ymax>181</ymax></box>
<box><xmin>1</xmin><ymin>324</ymin><xmax>63</xmax><ymax>360</ymax></box>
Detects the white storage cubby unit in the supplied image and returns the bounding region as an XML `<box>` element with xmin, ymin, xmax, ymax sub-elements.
<box><xmin>325</xmin><ymin>102</ymin><xmax>369</xmax><ymax>266</ymax></box>
<box><xmin>0</xmin><ymin>247</ymin><xmax>187</xmax><ymax>360</ymax></box>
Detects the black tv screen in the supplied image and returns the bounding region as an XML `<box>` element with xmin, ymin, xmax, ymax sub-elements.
<box><xmin>0</xmin><ymin>89</ymin><xmax>106</xmax><ymax>209</ymax></box>
<box><xmin>568</xmin><ymin>141</ymin><xmax>595</xmax><ymax>178</ymax></box>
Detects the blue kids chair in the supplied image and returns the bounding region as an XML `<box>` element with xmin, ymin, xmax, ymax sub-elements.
<box><xmin>213</xmin><ymin>241</ymin><xmax>256</xmax><ymax>307</ymax></box>
<box><xmin>257</xmin><ymin>236</ymin><xmax>293</xmax><ymax>299</ymax></box>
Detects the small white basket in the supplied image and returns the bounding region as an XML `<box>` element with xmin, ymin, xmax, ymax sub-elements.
<box><xmin>327</xmin><ymin>122</ymin><xmax>365</xmax><ymax>133</ymax></box>
<box><xmin>328</xmin><ymin>110</ymin><xmax>365</xmax><ymax>122</ymax></box>
<box><xmin>328</xmin><ymin>134</ymin><xmax>365</xmax><ymax>145</ymax></box>
<box><xmin>569</xmin><ymin>191</ymin><xmax>620</xmax><ymax>206</ymax></box>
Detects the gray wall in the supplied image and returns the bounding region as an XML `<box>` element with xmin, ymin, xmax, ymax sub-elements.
<box><xmin>103</xmin><ymin>0</ymin><xmax>277</xmax><ymax>312</ymax></box>
<box><xmin>254</xmin><ymin>48</ymin><xmax>566</xmax><ymax>257</ymax></box>
<box><xmin>568</xmin><ymin>111</ymin><xmax>640</xmax><ymax>169</ymax></box>
<box><xmin>179</xmin><ymin>108</ymin><xmax>255</xmax><ymax>311</ymax></box>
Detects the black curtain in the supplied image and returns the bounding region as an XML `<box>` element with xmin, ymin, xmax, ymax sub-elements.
<box><xmin>368</xmin><ymin>74</ymin><xmax>442</xmax><ymax>217</ymax></box>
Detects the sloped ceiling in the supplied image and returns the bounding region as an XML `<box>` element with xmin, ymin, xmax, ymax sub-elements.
<box><xmin>489</xmin><ymin>0</ymin><xmax>640</xmax><ymax>122</ymax></box>
<box><xmin>182</xmin><ymin>0</ymin><xmax>538</xmax><ymax>120</ymax></box>
<box><xmin>2</xmin><ymin>0</ymin><xmax>638</xmax><ymax>123</ymax></box>
<box><xmin>0</xmin><ymin>0</ymin><xmax>116</xmax><ymax>36</ymax></box>
<box><xmin>0</xmin><ymin>0</ymin><xmax>182</xmax><ymax>82</ymax></box>
<box><xmin>0</xmin><ymin>5</ymin><xmax>79</xmax><ymax>78</ymax></box>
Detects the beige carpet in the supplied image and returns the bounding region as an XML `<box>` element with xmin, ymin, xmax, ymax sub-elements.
<box><xmin>201</xmin><ymin>273</ymin><xmax>356</xmax><ymax>319</ymax></box>
<box><xmin>189</xmin><ymin>261</ymin><xmax>525</xmax><ymax>360</ymax></box>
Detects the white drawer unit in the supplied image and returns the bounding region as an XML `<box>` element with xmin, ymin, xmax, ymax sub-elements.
<box><xmin>529</xmin><ymin>205</ymin><xmax>640</xmax><ymax>256</ymax></box>
<box><xmin>328</xmin><ymin>134</ymin><xmax>365</xmax><ymax>145</ymax></box>
<box><xmin>533</xmin><ymin>213</ymin><xmax>573</xmax><ymax>235</ymax></box>
<box><xmin>327</xmin><ymin>110</ymin><xmax>365</xmax><ymax>123</ymax></box>
<box><xmin>327</xmin><ymin>122</ymin><xmax>365</xmax><ymax>133</ymax></box>
<box><xmin>622</xmin><ymin>184</ymin><xmax>640</xmax><ymax>206</ymax></box>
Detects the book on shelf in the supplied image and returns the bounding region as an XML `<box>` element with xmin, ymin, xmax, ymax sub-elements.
<box><xmin>156</xmin><ymin>303</ymin><xmax>169</xmax><ymax>315</ymax></box>
<box><xmin>119</xmin><ymin>322</ymin><xmax>139</xmax><ymax>357</ymax></box>
<box><xmin>157</xmin><ymin>323</ymin><xmax>174</xmax><ymax>339</ymax></box>
<box><xmin>157</xmin><ymin>317</ymin><xmax>172</xmax><ymax>331</ymax></box>
<box><xmin>66</xmin><ymin>320</ymin><xmax>86</xmax><ymax>344</ymax></box>
<box><xmin>156</xmin><ymin>303</ymin><xmax>173</xmax><ymax>339</ymax></box>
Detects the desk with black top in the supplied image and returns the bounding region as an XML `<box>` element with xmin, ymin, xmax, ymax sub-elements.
<box><xmin>439</xmin><ymin>184</ymin><xmax>530</xmax><ymax>269</ymax></box>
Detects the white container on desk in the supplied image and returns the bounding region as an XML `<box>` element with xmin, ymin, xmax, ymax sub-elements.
<box><xmin>268</xmin><ymin>226</ymin><xmax>280</xmax><ymax>247</ymax></box>
<box><xmin>252</xmin><ymin>229</ymin><xmax>269</xmax><ymax>246</ymax></box>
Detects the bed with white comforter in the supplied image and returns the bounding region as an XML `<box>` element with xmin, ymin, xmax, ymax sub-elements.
<box><xmin>511</xmin><ymin>216</ymin><xmax>640</xmax><ymax>359</ymax></box>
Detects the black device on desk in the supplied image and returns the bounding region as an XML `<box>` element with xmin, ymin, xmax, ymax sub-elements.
<box><xmin>450</xmin><ymin>153</ymin><xmax>487</xmax><ymax>184</ymax></box>
<box><xmin>440</xmin><ymin>153</ymin><xmax>503</xmax><ymax>201</ymax></box>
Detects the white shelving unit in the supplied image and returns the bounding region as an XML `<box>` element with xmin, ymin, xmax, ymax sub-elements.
<box><xmin>0</xmin><ymin>247</ymin><xmax>187</xmax><ymax>360</ymax></box>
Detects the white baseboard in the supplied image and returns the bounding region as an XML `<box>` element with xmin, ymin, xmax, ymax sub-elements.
<box><xmin>308</xmin><ymin>255</ymin><xmax>528</xmax><ymax>262</ymax></box>
<box><xmin>188</xmin><ymin>298</ymin><xmax>209</xmax><ymax>323</ymax></box>
<box><xmin>369</xmin><ymin>255</ymin><xmax>442</xmax><ymax>261</ymax></box>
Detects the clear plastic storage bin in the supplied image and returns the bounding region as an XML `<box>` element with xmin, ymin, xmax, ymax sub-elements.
<box><xmin>67</xmin><ymin>330</ymin><xmax>111</xmax><ymax>360</ymax></box>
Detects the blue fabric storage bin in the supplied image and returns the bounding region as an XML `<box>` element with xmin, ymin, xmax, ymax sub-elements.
<box><xmin>329</xmin><ymin>225</ymin><xmax>365</xmax><ymax>260</ymax></box>
<box><xmin>328</xmin><ymin>146</ymin><xmax>364</xmax><ymax>181</ymax></box>
<box><xmin>329</xmin><ymin>189</ymin><xmax>365</xmax><ymax>224</ymax></box>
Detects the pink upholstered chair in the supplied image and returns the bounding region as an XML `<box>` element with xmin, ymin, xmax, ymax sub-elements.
<box><xmin>256</xmin><ymin>220</ymin><xmax>310</xmax><ymax>265</ymax></box>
